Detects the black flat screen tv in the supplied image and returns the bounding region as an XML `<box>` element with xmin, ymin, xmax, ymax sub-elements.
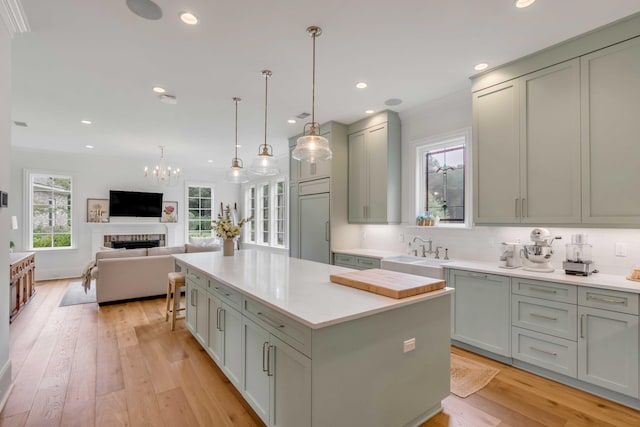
<box><xmin>109</xmin><ymin>190</ymin><xmax>163</xmax><ymax>218</ymax></box>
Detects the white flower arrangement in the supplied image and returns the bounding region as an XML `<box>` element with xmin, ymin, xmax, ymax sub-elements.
<box><xmin>212</xmin><ymin>204</ymin><xmax>250</xmax><ymax>240</ymax></box>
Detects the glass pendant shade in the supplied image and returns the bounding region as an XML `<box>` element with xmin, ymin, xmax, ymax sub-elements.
<box><xmin>292</xmin><ymin>26</ymin><xmax>332</xmax><ymax>163</ymax></box>
<box><xmin>225</xmin><ymin>97</ymin><xmax>250</xmax><ymax>184</ymax></box>
<box><xmin>250</xmin><ymin>69</ymin><xmax>280</xmax><ymax>176</ymax></box>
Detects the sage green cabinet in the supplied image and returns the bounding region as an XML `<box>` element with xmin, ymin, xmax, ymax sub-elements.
<box><xmin>333</xmin><ymin>253</ymin><xmax>380</xmax><ymax>270</ymax></box>
<box><xmin>185</xmin><ymin>280</ymin><xmax>197</xmax><ymax>335</ymax></box>
<box><xmin>208</xmin><ymin>295</ymin><xmax>242</xmax><ymax>388</ymax></box>
<box><xmin>348</xmin><ymin>111</ymin><xmax>400</xmax><ymax>224</ymax></box>
<box><xmin>299</xmin><ymin>191</ymin><xmax>330</xmax><ymax>264</ymax></box>
<box><xmin>473</xmin><ymin>59</ymin><xmax>581</xmax><ymax>224</ymax></box>
<box><xmin>581</xmin><ymin>36</ymin><xmax>640</xmax><ymax>225</ymax></box>
<box><xmin>449</xmin><ymin>269</ymin><xmax>511</xmax><ymax>357</ymax></box>
<box><xmin>242</xmin><ymin>316</ymin><xmax>271</xmax><ymax>424</ymax></box>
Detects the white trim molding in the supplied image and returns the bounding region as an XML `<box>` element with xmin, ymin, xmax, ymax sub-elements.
<box><xmin>0</xmin><ymin>359</ymin><xmax>13</xmax><ymax>413</ymax></box>
<box><xmin>0</xmin><ymin>0</ymin><xmax>29</xmax><ymax>37</ymax></box>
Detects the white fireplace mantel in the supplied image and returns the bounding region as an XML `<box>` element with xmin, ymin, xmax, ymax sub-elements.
<box><xmin>88</xmin><ymin>221</ymin><xmax>183</xmax><ymax>255</ymax></box>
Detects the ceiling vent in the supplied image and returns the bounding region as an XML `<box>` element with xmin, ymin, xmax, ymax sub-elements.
<box><xmin>159</xmin><ymin>94</ymin><xmax>177</xmax><ymax>104</ymax></box>
<box><xmin>296</xmin><ymin>112</ymin><xmax>310</xmax><ymax>119</ymax></box>
<box><xmin>13</xmin><ymin>121</ymin><xmax>27</xmax><ymax>127</ymax></box>
<box><xmin>126</xmin><ymin>0</ymin><xmax>163</xmax><ymax>20</ymax></box>
<box><xmin>384</xmin><ymin>98</ymin><xmax>403</xmax><ymax>106</ymax></box>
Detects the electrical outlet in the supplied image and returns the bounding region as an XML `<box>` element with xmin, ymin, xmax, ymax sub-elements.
<box><xmin>403</xmin><ymin>338</ymin><xmax>416</xmax><ymax>353</ymax></box>
<box><xmin>615</xmin><ymin>242</ymin><xmax>627</xmax><ymax>257</ymax></box>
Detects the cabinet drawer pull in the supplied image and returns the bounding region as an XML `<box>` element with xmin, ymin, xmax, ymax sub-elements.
<box><xmin>188</xmin><ymin>272</ymin><xmax>201</xmax><ymax>280</ymax></box>
<box><xmin>262</xmin><ymin>342</ymin><xmax>269</xmax><ymax>372</ymax></box>
<box><xmin>214</xmin><ymin>286</ymin><xmax>232</xmax><ymax>297</ymax></box>
<box><xmin>257</xmin><ymin>312</ymin><xmax>285</xmax><ymax>329</ymax></box>
<box><xmin>530</xmin><ymin>346</ymin><xmax>557</xmax><ymax>356</ymax></box>
<box><xmin>587</xmin><ymin>294</ymin><xmax>626</xmax><ymax>305</ymax></box>
<box><xmin>530</xmin><ymin>312</ymin><xmax>557</xmax><ymax>321</ymax></box>
<box><xmin>468</xmin><ymin>273</ymin><xmax>488</xmax><ymax>279</ymax></box>
<box><xmin>529</xmin><ymin>286</ymin><xmax>557</xmax><ymax>294</ymax></box>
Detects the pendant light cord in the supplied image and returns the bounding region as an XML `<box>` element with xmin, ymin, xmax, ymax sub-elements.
<box><xmin>311</xmin><ymin>30</ymin><xmax>316</xmax><ymax>127</ymax></box>
<box><xmin>234</xmin><ymin>97</ymin><xmax>239</xmax><ymax>159</ymax></box>
<box><xmin>264</xmin><ymin>72</ymin><xmax>268</xmax><ymax>148</ymax></box>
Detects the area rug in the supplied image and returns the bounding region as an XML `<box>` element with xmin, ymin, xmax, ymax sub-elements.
<box><xmin>59</xmin><ymin>280</ymin><xmax>96</xmax><ymax>306</ymax></box>
<box><xmin>450</xmin><ymin>353</ymin><xmax>500</xmax><ymax>398</ymax></box>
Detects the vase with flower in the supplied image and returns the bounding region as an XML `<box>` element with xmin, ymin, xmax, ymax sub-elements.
<box><xmin>212</xmin><ymin>204</ymin><xmax>250</xmax><ymax>256</ymax></box>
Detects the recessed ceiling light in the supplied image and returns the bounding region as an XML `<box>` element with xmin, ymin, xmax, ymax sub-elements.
<box><xmin>287</xmin><ymin>119</ymin><xmax>296</xmax><ymax>124</ymax></box>
<box><xmin>515</xmin><ymin>0</ymin><xmax>535</xmax><ymax>8</ymax></box>
<box><xmin>179</xmin><ymin>11</ymin><xmax>198</xmax><ymax>25</ymax></box>
<box><xmin>207</xmin><ymin>159</ymin><xmax>213</xmax><ymax>163</ymax></box>
<box><xmin>81</xmin><ymin>120</ymin><xmax>92</xmax><ymax>125</ymax></box>
<box><xmin>474</xmin><ymin>63</ymin><xmax>489</xmax><ymax>71</ymax></box>
<box><xmin>356</xmin><ymin>82</ymin><xmax>367</xmax><ymax>89</ymax></box>
<box><xmin>85</xmin><ymin>145</ymin><xmax>94</xmax><ymax>149</ymax></box>
<box><xmin>235</xmin><ymin>144</ymin><xmax>242</xmax><ymax>148</ymax></box>
<box><xmin>152</xmin><ymin>86</ymin><xmax>166</xmax><ymax>93</ymax></box>
<box><xmin>365</xmin><ymin>110</ymin><xmax>375</xmax><ymax>114</ymax></box>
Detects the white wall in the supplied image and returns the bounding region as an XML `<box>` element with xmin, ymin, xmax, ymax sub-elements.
<box><xmin>360</xmin><ymin>88</ymin><xmax>640</xmax><ymax>277</ymax></box>
<box><xmin>0</xmin><ymin>14</ymin><xmax>12</xmax><ymax>411</ymax></box>
<box><xmin>10</xmin><ymin>147</ymin><xmax>242</xmax><ymax>279</ymax></box>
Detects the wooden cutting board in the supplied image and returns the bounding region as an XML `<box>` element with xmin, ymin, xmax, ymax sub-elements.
<box><xmin>330</xmin><ymin>268</ymin><xmax>446</xmax><ymax>299</ymax></box>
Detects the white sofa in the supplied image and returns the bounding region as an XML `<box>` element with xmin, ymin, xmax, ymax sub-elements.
<box><xmin>88</xmin><ymin>244</ymin><xmax>220</xmax><ymax>305</ymax></box>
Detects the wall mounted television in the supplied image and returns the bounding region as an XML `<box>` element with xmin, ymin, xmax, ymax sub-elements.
<box><xmin>109</xmin><ymin>190</ymin><xmax>163</xmax><ymax>218</ymax></box>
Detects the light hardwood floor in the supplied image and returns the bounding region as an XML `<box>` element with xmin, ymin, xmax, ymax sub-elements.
<box><xmin>1</xmin><ymin>279</ymin><xmax>640</xmax><ymax>427</ymax></box>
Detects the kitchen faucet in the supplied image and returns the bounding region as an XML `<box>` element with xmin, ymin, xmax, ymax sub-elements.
<box><xmin>412</xmin><ymin>236</ymin><xmax>433</xmax><ymax>256</ymax></box>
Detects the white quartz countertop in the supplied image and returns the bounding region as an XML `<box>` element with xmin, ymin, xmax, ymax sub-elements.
<box><xmin>444</xmin><ymin>260</ymin><xmax>640</xmax><ymax>294</ymax></box>
<box><xmin>174</xmin><ymin>250</ymin><xmax>453</xmax><ymax>329</ymax></box>
<box><xmin>332</xmin><ymin>248</ymin><xmax>404</xmax><ymax>259</ymax></box>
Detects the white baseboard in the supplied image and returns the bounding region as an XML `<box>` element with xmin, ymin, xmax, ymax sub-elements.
<box><xmin>0</xmin><ymin>358</ymin><xmax>13</xmax><ymax>412</ymax></box>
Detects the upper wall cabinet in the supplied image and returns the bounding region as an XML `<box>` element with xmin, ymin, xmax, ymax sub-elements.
<box><xmin>473</xmin><ymin>59</ymin><xmax>581</xmax><ymax>225</ymax></box>
<box><xmin>581</xmin><ymin>37</ymin><xmax>640</xmax><ymax>225</ymax></box>
<box><xmin>347</xmin><ymin>111</ymin><xmax>401</xmax><ymax>224</ymax></box>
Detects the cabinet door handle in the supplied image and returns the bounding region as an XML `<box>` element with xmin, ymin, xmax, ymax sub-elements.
<box><xmin>515</xmin><ymin>198</ymin><xmax>520</xmax><ymax>218</ymax></box>
<box><xmin>580</xmin><ymin>314</ymin><xmax>585</xmax><ymax>339</ymax></box>
<box><xmin>190</xmin><ymin>289</ymin><xmax>196</xmax><ymax>306</ymax></box>
<box><xmin>257</xmin><ymin>312</ymin><xmax>285</xmax><ymax>329</ymax></box>
<box><xmin>522</xmin><ymin>198</ymin><xmax>526</xmax><ymax>218</ymax></box>
<box><xmin>587</xmin><ymin>294</ymin><xmax>626</xmax><ymax>305</ymax></box>
<box><xmin>325</xmin><ymin>221</ymin><xmax>330</xmax><ymax>242</ymax></box>
<box><xmin>267</xmin><ymin>345</ymin><xmax>274</xmax><ymax>377</ymax></box>
<box><xmin>262</xmin><ymin>342</ymin><xmax>269</xmax><ymax>372</ymax></box>
<box><xmin>530</xmin><ymin>346</ymin><xmax>557</xmax><ymax>356</ymax></box>
<box><xmin>530</xmin><ymin>312</ymin><xmax>557</xmax><ymax>321</ymax></box>
<box><xmin>529</xmin><ymin>286</ymin><xmax>557</xmax><ymax>294</ymax></box>
<box><xmin>216</xmin><ymin>307</ymin><xmax>221</xmax><ymax>331</ymax></box>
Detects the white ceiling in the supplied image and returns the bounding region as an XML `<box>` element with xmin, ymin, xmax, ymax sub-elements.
<box><xmin>11</xmin><ymin>0</ymin><xmax>640</xmax><ymax>170</ymax></box>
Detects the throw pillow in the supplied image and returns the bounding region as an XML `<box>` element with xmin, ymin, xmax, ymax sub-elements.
<box><xmin>189</xmin><ymin>236</ymin><xmax>219</xmax><ymax>246</ymax></box>
<box><xmin>148</xmin><ymin>246</ymin><xmax>186</xmax><ymax>256</ymax></box>
<box><xmin>185</xmin><ymin>243</ymin><xmax>222</xmax><ymax>253</ymax></box>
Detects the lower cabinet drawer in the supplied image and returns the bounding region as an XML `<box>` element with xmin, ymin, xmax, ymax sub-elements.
<box><xmin>334</xmin><ymin>253</ymin><xmax>356</xmax><ymax>268</ymax></box>
<box><xmin>512</xmin><ymin>295</ymin><xmax>577</xmax><ymax>340</ymax></box>
<box><xmin>209</xmin><ymin>279</ymin><xmax>242</xmax><ymax>309</ymax></box>
<box><xmin>578</xmin><ymin>287</ymin><xmax>639</xmax><ymax>315</ymax></box>
<box><xmin>512</xmin><ymin>327</ymin><xmax>577</xmax><ymax>378</ymax></box>
<box><xmin>243</xmin><ymin>297</ymin><xmax>311</xmax><ymax>357</ymax></box>
<box><xmin>356</xmin><ymin>256</ymin><xmax>380</xmax><ymax>269</ymax></box>
<box><xmin>185</xmin><ymin>268</ymin><xmax>208</xmax><ymax>288</ymax></box>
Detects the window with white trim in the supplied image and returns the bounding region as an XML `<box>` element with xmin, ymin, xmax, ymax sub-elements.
<box><xmin>186</xmin><ymin>184</ymin><xmax>214</xmax><ymax>239</ymax></box>
<box><xmin>244</xmin><ymin>177</ymin><xmax>287</xmax><ymax>248</ymax></box>
<box><xmin>29</xmin><ymin>173</ymin><xmax>73</xmax><ymax>250</ymax></box>
<box><xmin>416</xmin><ymin>129</ymin><xmax>471</xmax><ymax>227</ymax></box>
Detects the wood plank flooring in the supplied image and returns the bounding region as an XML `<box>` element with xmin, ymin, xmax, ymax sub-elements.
<box><xmin>1</xmin><ymin>279</ymin><xmax>640</xmax><ymax>426</ymax></box>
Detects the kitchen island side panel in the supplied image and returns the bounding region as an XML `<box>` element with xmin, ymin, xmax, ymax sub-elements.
<box><xmin>311</xmin><ymin>294</ymin><xmax>451</xmax><ymax>427</ymax></box>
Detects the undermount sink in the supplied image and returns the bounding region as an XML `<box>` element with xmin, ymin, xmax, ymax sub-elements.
<box><xmin>380</xmin><ymin>255</ymin><xmax>452</xmax><ymax>279</ymax></box>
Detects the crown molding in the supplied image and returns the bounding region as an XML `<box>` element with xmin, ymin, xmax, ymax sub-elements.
<box><xmin>0</xmin><ymin>0</ymin><xmax>30</xmax><ymax>38</ymax></box>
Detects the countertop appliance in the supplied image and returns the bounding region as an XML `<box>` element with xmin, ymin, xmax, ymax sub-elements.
<box><xmin>563</xmin><ymin>233</ymin><xmax>597</xmax><ymax>276</ymax></box>
<box><xmin>523</xmin><ymin>228</ymin><xmax>561</xmax><ymax>272</ymax></box>
<box><xmin>499</xmin><ymin>241</ymin><xmax>523</xmax><ymax>268</ymax></box>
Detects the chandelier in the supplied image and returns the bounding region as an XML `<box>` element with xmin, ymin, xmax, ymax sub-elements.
<box><xmin>225</xmin><ymin>97</ymin><xmax>250</xmax><ymax>184</ymax></box>
<box><xmin>144</xmin><ymin>146</ymin><xmax>180</xmax><ymax>185</ymax></box>
<box><xmin>250</xmin><ymin>69</ymin><xmax>279</xmax><ymax>176</ymax></box>
<box><xmin>291</xmin><ymin>26</ymin><xmax>332</xmax><ymax>163</ymax></box>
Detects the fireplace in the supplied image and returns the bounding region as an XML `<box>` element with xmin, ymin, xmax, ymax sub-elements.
<box><xmin>111</xmin><ymin>239</ymin><xmax>161</xmax><ymax>249</ymax></box>
<box><xmin>103</xmin><ymin>233</ymin><xmax>166</xmax><ymax>248</ymax></box>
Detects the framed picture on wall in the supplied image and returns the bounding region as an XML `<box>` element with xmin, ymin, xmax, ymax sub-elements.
<box><xmin>87</xmin><ymin>198</ymin><xmax>109</xmax><ymax>223</ymax></box>
<box><xmin>161</xmin><ymin>201</ymin><xmax>178</xmax><ymax>223</ymax></box>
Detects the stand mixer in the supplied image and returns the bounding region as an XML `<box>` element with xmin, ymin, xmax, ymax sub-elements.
<box><xmin>523</xmin><ymin>228</ymin><xmax>561</xmax><ymax>272</ymax></box>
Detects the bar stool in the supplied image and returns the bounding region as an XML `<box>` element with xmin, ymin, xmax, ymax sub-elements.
<box><xmin>165</xmin><ymin>272</ymin><xmax>186</xmax><ymax>331</ymax></box>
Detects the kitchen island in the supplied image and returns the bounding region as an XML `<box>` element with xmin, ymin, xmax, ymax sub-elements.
<box><xmin>173</xmin><ymin>250</ymin><xmax>453</xmax><ymax>427</ymax></box>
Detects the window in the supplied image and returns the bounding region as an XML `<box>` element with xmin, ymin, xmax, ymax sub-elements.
<box><xmin>416</xmin><ymin>129</ymin><xmax>470</xmax><ymax>226</ymax></box>
<box><xmin>187</xmin><ymin>184</ymin><xmax>213</xmax><ymax>238</ymax></box>
<box><xmin>244</xmin><ymin>177</ymin><xmax>287</xmax><ymax>248</ymax></box>
<box><xmin>29</xmin><ymin>173</ymin><xmax>73</xmax><ymax>250</ymax></box>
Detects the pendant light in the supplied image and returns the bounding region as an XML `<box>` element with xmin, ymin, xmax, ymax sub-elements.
<box><xmin>291</xmin><ymin>26</ymin><xmax>332</xmax><ymax>163</ymax></box>
<box><xmin>225</xmin><ymin>97</ymin><xmax>250</xmax><ymax>184</ymax></box>
<box><xmin>250</xmin><ymin>70</ymin><xmax>280</xmax><ymax>176</ymax></box>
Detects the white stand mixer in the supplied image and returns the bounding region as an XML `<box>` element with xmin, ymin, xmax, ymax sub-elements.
<box><xmin>522</xmin><ymin>228</ymin><xmax>561</xmax><ymax>272</ymax></box>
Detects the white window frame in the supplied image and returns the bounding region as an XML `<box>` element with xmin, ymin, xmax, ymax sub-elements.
<box><xmin>25</xmin><ymin>170</ymin><xmax>75</xmax><ymax>251</ymax></box>
<box><xmin>414</xmin><ymin>127</ymin><xmax>472</xmax><ymax>228</ymax></box>
<box><xmin>243</xmin><ymin>176</ymin><xmax>287</xmax><ymax>248</ymax></box>
<box><xmin>184</xmin><ymin>182</ymin><xmax>215</xmax><ymax>241</ymax></box>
